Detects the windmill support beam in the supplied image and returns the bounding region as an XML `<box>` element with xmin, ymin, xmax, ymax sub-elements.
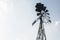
<box><xmin>36</xmin><ymin>12</ymin><xmax>46</xmax><ymax>40</ymax></box>
<box><xmin>32</xmin><ymin>3</ymin><xmax>51</xmax><ymax>40</ymax></box>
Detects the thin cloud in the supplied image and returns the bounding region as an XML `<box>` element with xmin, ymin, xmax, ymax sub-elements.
<box><xmin>54</xmin><ymin>21</ymin><xmax>60</xmax><ymax>26</ymax></box>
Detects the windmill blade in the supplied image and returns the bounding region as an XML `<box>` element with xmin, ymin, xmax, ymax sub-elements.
<box><xmin>48</xmin><ymin>20</ymin><xmax>51</xmax><ymax>23</ymax></box>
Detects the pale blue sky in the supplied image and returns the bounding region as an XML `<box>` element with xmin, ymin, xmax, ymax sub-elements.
<box><xmin>0</xmin><ymin>0</ymin><xmax>60</xmax><ymax>40</ymax></box>
<box><xmin>13</xmin><ymin>0</ymin><xmax>60</xmax><ymax>40</ymax></box>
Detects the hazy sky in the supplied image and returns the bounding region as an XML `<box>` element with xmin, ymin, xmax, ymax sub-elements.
<box><xmin>0</xmin><ymin>0</ymin><xmax>60</xmax><ymax>40</ymax></box>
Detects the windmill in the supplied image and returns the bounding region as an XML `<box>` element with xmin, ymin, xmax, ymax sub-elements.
<box><xmin>32</xmin><ymin>3</ymin><xmax>51</xmax><ymax>40</ymax></box>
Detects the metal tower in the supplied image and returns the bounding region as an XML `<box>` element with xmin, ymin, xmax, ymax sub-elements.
<box><xmin>32</xmin><ymin>3</ymin><xmax>51</xmax><ymax>40</ymax></box>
